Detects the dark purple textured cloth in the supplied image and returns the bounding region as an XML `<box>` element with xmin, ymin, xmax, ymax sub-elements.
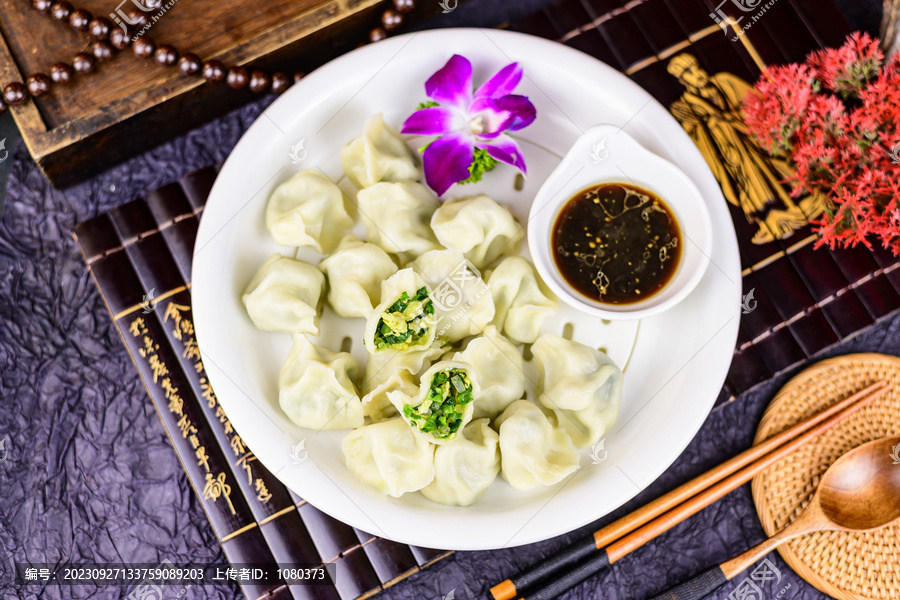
<box><xmin>0</xmin><ymin>1</ymin><xmax>894</xmax><ymax>599</ymax></box>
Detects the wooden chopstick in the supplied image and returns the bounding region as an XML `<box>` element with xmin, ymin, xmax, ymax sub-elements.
<box><xmin>507</xmin><ymin>380</ymin><xmax>889</xmax><ymax>600</ymax></box>
<box><xmin>489</xmin><ymin>380</ymin><xmax>889</xmax><ymax>600</ymax></box>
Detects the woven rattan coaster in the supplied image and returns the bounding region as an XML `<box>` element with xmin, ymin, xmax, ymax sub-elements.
<box><xmin>751</xmin><ymin>353</ymin><xmax>900</xmax><ymax>600</ymax></box>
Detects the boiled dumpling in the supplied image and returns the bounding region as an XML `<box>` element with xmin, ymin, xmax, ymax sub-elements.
<box><xmin>319</xmin><ymin>235</ymin><xmax>398</xmax><ymax>319</ymax></box>
<box><xmin>431</xmin><ymin>195</ymin><xmax>522</xmax><ymax>269</ymax></box>
<box><xmin>242</xmin><ymin>254</ymin><xmax>324</xmax><ymax>334</ymax></box>
<box><xmin>388</xmin><ymin>360</ymin><xmax>479</xmax><ymax>445</ymax></box>
<box><xmin>360</xmin><ymin>346</ymin><xmax>443</xmax><ymax>421</ymax></box>
<box><xmin>361</xmin><ymin>345</ymin><xmax>444</xmax><ymax>394</ymax></box>
<box><xmin>496</xmin><ymin>400</ymin><xmax>580</xmax><ymax>490</ymax></box>
<box><xmin>364</xmin><ymin>268</ymin><xmax>437</xmax><ymax>355</ymax></box>
<box><xmin>532</xmin><ymin>335</ymin><xmax>623</xmax><ymax>448</ymax></box>
<box><xmin>361</xmin><ymin>368</ymin><xmax>417</xmax><ymax>422</ymax></box>
<box><xmin>279</xmin><ymin>335</ymin><xmax>363</xmax><ymax>430</ymax></box>
<box><xmin>421</xmin><ymin>419</ymin><xmax>500</xmax><ymax>506</ymax></box>
<box><xmin>342</xmin><ymin>418</ymin><xmax>435</xmax><ymax>498</ymax></box>
<box><xmin>412</xmin><ymin>249</ymin><xmax>495</xmax><ymax>343</ymax></box>
<box><xmin>453</xmin><ymin>326</ymin><xmax>525</xmax><ymax>420</ymax></box>
<box><xmin>341</xmin><ymin>113</ymin><xmax>419</xmax><ymax>189</ymax></box>
<box><xmin>357</xmin><ymin>181</ymin><xmax>441</xmax><ymax>259</ymax></box>
<box><xmin>265</xmin><ymin>170</ymin><xmax>354</xmax><ymax>254</ymax></box>
<box><xmin>486</xmin><ymin>256</ymin><xmax>559</xmax><ymax>344</ymax></box>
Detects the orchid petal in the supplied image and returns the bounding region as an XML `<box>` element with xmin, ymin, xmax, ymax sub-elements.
<box><xmin>477</xmin><ymin>135</ymin><xmax>526</xmax><ymax>174</ymax></box>
<box><xmin>423</xmin><ymin>133</ymin><xmax>475</xmax><ymax>195</ymax></box>
<box><xmin>401</xmin><ymin>107</ymin><xmax>462</xmax><ymax>136</ymax></box>
<box><xmin>475</xmin><ymin>62</ymin><xmax>523</xmax><ymax>99</ymax></box>
<box><xmin>493</xmin><ymin>95</ymin><xmax>537</xmax><ymax>131</ymax></box>
<box><xmin>425</xmin><ymin>55</ymin><xmax>473</xmax><ymax>111</ymax></box>
<box><xmin>469</xmin><ymin>95</ymin><xmax>537</xmax><ymax>138</ymax></box>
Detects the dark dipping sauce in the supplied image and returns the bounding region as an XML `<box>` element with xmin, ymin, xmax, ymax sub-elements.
<box><xmin>551</xmin><ymin>183</ymin><xmax>682</xmax><ymax>305</ymax></box>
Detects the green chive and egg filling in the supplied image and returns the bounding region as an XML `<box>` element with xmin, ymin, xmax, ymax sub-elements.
<box><xmin>364</xmin><ymin>268</ymin><xmax>438</xmax><ymax>356</ymax></box>
<box><xmin>402</xmin><ymin>362</ymin><xmax>477</xmax><ymax>443</ymax></box>
<box><xmin>373</xmin><ymin>286</ymin><xmax>435</xmax><ymax>351</ymax></box>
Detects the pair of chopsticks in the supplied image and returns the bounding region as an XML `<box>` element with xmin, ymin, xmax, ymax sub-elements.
<box><xmin>489</xmin><ymin>380</ymin><xmax>890</xmax><ymax>600</ymax></box>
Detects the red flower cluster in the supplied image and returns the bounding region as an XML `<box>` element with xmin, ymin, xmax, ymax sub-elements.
<box><xmin>743</xmin><ymin>32</ymin><xmax>900</xmax><ymax>256</ymax></box>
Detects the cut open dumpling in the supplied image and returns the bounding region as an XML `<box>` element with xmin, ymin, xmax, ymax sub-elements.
<box><xmin>388</xmin><ymin>360</ymin><xmax>479</xmax><ymax>445</ymax></box>
<box><xmin>363</xmin><ymin>268</ymin><xmax>437</xmax><ymax>355</ymax></box>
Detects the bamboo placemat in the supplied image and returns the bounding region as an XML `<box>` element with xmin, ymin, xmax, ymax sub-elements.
<box><xmin>69</xmin><ymin>1</ymin><xmax>898</xmax><ymax>597</ymax></box>
<box><xmin>73</xmin><ymin>168</ymin><xmax>452</xmax><ymax>600</ymax></box>
<box><xmin>752</xmin><ymin>354</ymin><xmax>900</xmax><ymax>600</ymax></box>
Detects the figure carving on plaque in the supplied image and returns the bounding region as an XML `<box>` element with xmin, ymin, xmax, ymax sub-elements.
<box><xmin>667</xmin><ymin>53</ymin><xmax>825</xmax><ymax>244</ymax></box>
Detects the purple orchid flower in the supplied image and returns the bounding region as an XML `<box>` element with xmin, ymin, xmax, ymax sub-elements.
<box><xmin>401</xmin><ymin>54</ymin><xmax>537</xmax><ymax>195</ymax></box>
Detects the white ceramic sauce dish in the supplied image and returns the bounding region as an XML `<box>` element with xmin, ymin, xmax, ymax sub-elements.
<box><xmin>527</xmin><ymin>123</ymin><xmax>714</xmax><ymax>320</ymax></box>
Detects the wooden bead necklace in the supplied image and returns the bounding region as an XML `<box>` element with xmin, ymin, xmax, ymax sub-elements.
<box><xmin>0</xmin><ymin>0</ymin><xmax>418</xmax><ymax>113</ymax></box>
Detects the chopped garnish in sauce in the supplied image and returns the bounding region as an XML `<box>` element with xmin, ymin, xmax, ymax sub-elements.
<box><xmin>552</xmin><ymin>183</ymin><xmax>682</xmax><ymax>305</ymax></box>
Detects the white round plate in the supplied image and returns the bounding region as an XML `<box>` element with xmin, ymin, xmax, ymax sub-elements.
<box><xmin>192</xmin><ymin>28</ymin><xmax>741</xmax><ymax>551</ymax></box>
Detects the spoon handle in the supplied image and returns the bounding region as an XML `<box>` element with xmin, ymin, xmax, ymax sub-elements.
<box><xmin>647</xmin><ymin>522</ymin><xmax>816</xmax><ymax>600</ymax></box>
<box><xmin>719</xmin><ymin>520</ymin><xmax>814</xmax><ymax>579</ymax></box>
<box><xmin>645</xmin><ymin>566</ymin><xmax>727</xmax><ymax>600</ymax></box>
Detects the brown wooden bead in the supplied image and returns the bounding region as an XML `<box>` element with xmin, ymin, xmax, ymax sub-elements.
<box><xmin>3</xmin><ymin>83</ymin><xmax>27</xmax><ymax>106</ymax></box>
<box><xmin>91</xmin><ymin>40</ymin><xmax>114</xmax><ymax>62</ymax></box>
<box><xmin>178</xmin><ymin>53</ymin><xmax>201</xmax><ymax>76</ymax></box>
<box><xmin>381</xmin><ymin>8</ymin><xmax>402</xmax><ymax>31</ymax></box>
<box><xmin>50</xmin><ymin>63</ymin><xmax>74</xmax><ymax>84</ymax></box>
<box><xmin>369</xmin><ymin>27</ymin><xmax>386</xmax><ymax>43</ymax></box>
<box><xmin>109</xmin><ymin>28</ymin><xmax>131</xmax><ymax>49</ymax></box>
<box><xmin>155</xmin><ymin>45</ymin><xmax>178</xmax><ymax>66</ymax></box>
<box><xmin>226</xmin><ymin>66</ymin><xmax>249</xmax><ymax>90</ymax></box>
<box><xmin>26</xmin><ymin>73</ymin><xmax>51</xmax><ymax>97</ymax></box>
<box><xmin>126</xmin><ymin>8</ymin><xmax>148</xmax><ymax>28</ymax></box>
<box><xmin>271</xmin><ymin>72</ymin><xmax>291</xmax><ymax>95</ymax></box>
<box><xmin>393</xmin><ymin>0</ymin><xmax>414</xmax><ymax>13</ymax></box>
<box><xmin>69</xmin><ymin>8</ymin><xmax>91</xmax><ymax>30</ymax></box>
<box><xmin>73</xmin><ymin>52</ymin><xmax>95</xmax><ymax>75</ymax></box>
<box><xmin>202</xmin><ymin>60</ymin><xmax>225</xmax><ymax>82</ymax></box>
<box><xmin>89</xmin><ymin>16</ymin><xmax>112</xmax><ymax>40</ymax></box>
<box><xmin>144</xmin><ymin>0</ymin><xmax>162</xmax><ymax>8</ymax></box>
<box><xmin>293</xmin><ymin>71</ymin><xmax>307</xmax><ymax>83</ymax></box>
<box><xmin>0</xmin><ymin>100</ymin><xmax>7</xmax><ymax>115</ymax></box>
<box><xmin>249</xmin><ymin>70</ymin><xmax>270</xmax><ymax>93</ymax></box>
<box><xmin>132</xmin><ymin>37</ymin><xmax>155</xmax><ymax>59</ymax></box>
<box><xmin>50</xmin><ymin>1</ymin><xmax>73</xmax><ymax>21</ymax></box>
<box><xmin>32</xmin><ymin>0</ymin><xmax>52</xmax><ymax>13</ymax></box>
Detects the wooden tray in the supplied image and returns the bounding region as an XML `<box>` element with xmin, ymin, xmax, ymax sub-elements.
<box><xmin>0</xmin><ymin>0</ymin><xmax>441</xmax><ymax>187</ymax></box>
<box><xmin>752</xmin><ymin>354</ymin><xmax>900</xmax><ymax>600</ymax></box>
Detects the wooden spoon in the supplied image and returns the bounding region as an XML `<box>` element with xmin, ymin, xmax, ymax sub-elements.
<box><xmin>649</xmin><ymin>436</ymin><xmax>900</xmax><ymax>600</ymax></box>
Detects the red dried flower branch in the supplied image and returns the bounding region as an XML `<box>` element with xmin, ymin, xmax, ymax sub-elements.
<box><xmin>743</xmin><ymin>32</ymin><xmax>900</xmax><ymax>256</ymax></box>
